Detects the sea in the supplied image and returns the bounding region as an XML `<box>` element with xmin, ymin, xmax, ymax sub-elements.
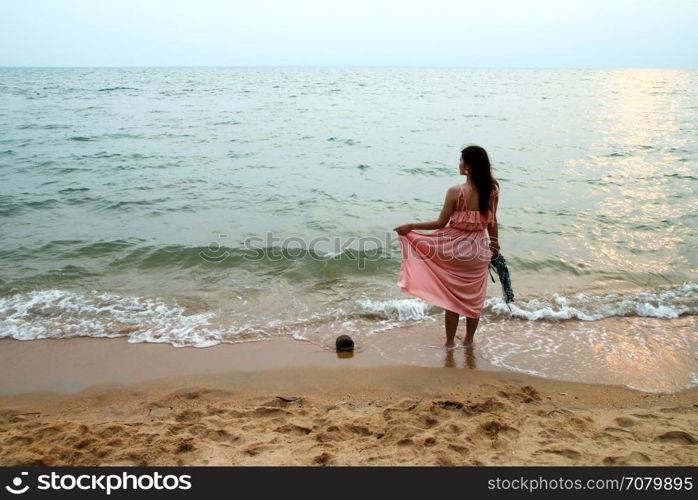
<box><xmin>0</xmin><ymin>67</ymin><xmax>696</xmax><ymax>393</ymax></box>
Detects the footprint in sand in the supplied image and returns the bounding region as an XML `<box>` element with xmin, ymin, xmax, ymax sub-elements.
<box><xmin>463</xmin><ymin>398</ymin><xmax>507</xmax><ymax>416</ymax></box>
<box><xmin>603</xmin><ymin>451</ymin><xmax>651</xmax><ymax>465</ymax></box>
<box><xmin>175</xmin><ymin>410</ymin><xmax>203</xmax><ymax>422</ymax></box>
<box><xmin>418</xmin><ymin>414</ymin><xmax>439</xmax><ymax>429</ymax></box>
<box><xmin>448</xmin><ymin>444</ymin><xmax>469</xmax><ymax>457</ymax></box>
<box><xmin>478</xmin><ymin>420</ymin><xmax>520</xmax><ymax>440</ymax></box>
<box><xmin>613</xmin><ymin>416</ymin><xmax>638</xmax><ymax>428</ymax></box>
<box><xmin>313</xmin><ymin>452</ymin><xmax>334</xmax><ymax>465</ymax></box>
<box><xmin>423</xmin><ymin>436</ymin><xmax>437</xmax><ymax>447</ymax></box>
<box><xmin>175</xmin><ymin>440</ymin><xmax>195</xmax><ymax>453</ymax></box>
<box><xmin>274</xmin><ymin>423</ymin><xmax>312</xmax><ymax>436</ymax></box>
<box><xmin>630</xmin><ymin>413</ymin><xmax>659</xmax><ymax>419</ymax></box>
<box><xmin>655</xmin><ymin>431</ymin><xmax>697</xmax><ymax>445</ymax></box>
<box><xmin>535</xmin><ymin>448</ymin><xmax>582</xmax><ymax>460</ymax></box>
<box><xmin>251</xmin><ymin>407</ymin><xmax>293</xmax><ymax>417</ymax></box>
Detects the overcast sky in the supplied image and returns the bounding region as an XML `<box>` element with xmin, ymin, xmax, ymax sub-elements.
<box><xmin>1</xmin><ymin>0</ymin><xmax>696</xmax><ymax>68</ymax></box>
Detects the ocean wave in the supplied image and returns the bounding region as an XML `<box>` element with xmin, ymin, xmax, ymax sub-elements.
<box><xmin>356</xmin><ymin>283</ymin><xmax>698</xmax><ymax>322</ymax></box>
<box><xmin>0</xmin><ymin>289</ymin><xmax>222</xmax><ymax>347</ymax></box>
<box><xmin>2</xmin><ymin>237</ymin><xmax>697</xmax><ymax>293</ymax></box>
<box><xmin>0</xmin><ymin>241</ymin><xmax>399</xmax><ymax>275</ymax></box>
<box><xmin>0</xmin><ymin>283</ymin><xmax>695</xmax><ymax>348</ymax></box>
<box><xmin>357</xmin><ymin>298</ymin><xmax>434</xmax><ymax>321</ymax></box>
<box><xmin>486</xmin><ymin>282</ymin><xmax>698</xmax><ymax>320</ymax></box>
<box><xmin>98</xmin><ymin>86</ymin><xmax>139</xmax><ymax>92</ymax></box>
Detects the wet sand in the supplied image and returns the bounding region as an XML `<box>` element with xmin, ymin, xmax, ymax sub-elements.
<box><xmin>0</xmin><ymin>337</ymin><xmax>696</xmax><ymax>466</ymax></box>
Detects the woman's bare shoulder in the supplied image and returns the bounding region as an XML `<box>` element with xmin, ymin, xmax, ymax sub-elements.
<box><xmin>446</xmin><ymin>184</ymin><xmax>463</xmax><ymax>196</ymax></box>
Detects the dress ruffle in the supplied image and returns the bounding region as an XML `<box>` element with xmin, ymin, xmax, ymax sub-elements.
<box><xmin>448</xmin><ymin>188</ymin><xmax>498</xmax><ymax>231</ymax></box>
<box><xmin>448</xmin><ymin>210</ymin><xmax>494</xmax><ymax>230</ymax></box>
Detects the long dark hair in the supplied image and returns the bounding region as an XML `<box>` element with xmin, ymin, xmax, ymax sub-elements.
<box><xmin>461</xmin><ymin>145</ymin><xmax>499</xmax><ymax>217</ymax></box>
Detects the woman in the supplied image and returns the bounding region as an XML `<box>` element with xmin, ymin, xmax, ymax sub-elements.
<box><xmin>393</xmin><ymin>145</ymin><xmax>500</xmax><ymax>348</ymax></box>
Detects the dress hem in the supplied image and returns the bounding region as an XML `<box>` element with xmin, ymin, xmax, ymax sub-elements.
<box><xmin>397</xmin><ymin>284</ymin><xmax>483</xmax><ymax>319</ymax></box>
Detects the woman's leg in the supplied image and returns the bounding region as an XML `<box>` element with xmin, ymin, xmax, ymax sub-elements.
<box><xmin>463</xmin><ymin>316</ymin><xmax>480</xmax><ymax>346</ymax></box>
<box><xmin>444</xmin><ymin>309</ymin><xmax>459</xmax><ymax>347</ymax></box>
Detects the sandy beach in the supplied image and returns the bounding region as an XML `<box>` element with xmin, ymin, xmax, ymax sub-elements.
<box><xmin>0</xmin><ymin>337</ymin><xmax>696</xmax><ymax>466</ymax></box>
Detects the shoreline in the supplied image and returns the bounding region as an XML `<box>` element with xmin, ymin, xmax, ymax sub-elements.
<box><xmin>0</xmin><ymin>337</ymin><xmax>696</xmax><ymax>466</ymax></box>
<box><xmin>0</xmin><ymin>335</ymin><xmax>505</xmax><ymax>395</ymax></box>
<box><xmin>0</xmin><ymin>336</ymin><xmax>399</xmax><ymax>395</ymax></box>
<box><xmin>3</xmin><ymin>313</ymin><xmax>697</xmax><ymax>396</ymax></box>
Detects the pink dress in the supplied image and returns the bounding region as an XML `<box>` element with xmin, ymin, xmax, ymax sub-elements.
<box><xmin>397</xmin><ymin>184</ymin><xmax>498</xmax><ymax>319</ymax></box>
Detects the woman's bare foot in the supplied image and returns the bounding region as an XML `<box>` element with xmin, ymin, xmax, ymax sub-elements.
<box><xmin>444</xmin><ymin>340</ymin><xmax>457</xmax><ymax>349</ymax></box>
<box><xmin>462</xmin><ymin>339</ymin><xmax>475</xmax><ymax>348</ymax></box>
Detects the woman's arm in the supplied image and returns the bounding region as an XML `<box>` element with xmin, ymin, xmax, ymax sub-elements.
<box><xmin>394</xmin><ymin>186</ymin><xmax>457</xmax><ymax>234</ymax></box>
<box><xmin>487</xmin><ymin>191</ymin><xmax>500</xmax><ymax>258</ymax></box>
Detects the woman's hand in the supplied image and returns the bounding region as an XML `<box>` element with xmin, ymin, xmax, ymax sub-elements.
<box><xmin>489</xmin><ymin>240</ymin><xmax>500</xmax><ymax>259</ymax></box>
<box><xmin>393</xmin><ymin>223</ymin><xmax>413</xmax><ymax>235</ymax></box>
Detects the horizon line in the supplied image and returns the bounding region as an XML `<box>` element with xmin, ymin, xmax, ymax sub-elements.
<box><xmin>0</xmin><ymin>64</ymin><xmax>695</xmax><ymax>71</ymax></box>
